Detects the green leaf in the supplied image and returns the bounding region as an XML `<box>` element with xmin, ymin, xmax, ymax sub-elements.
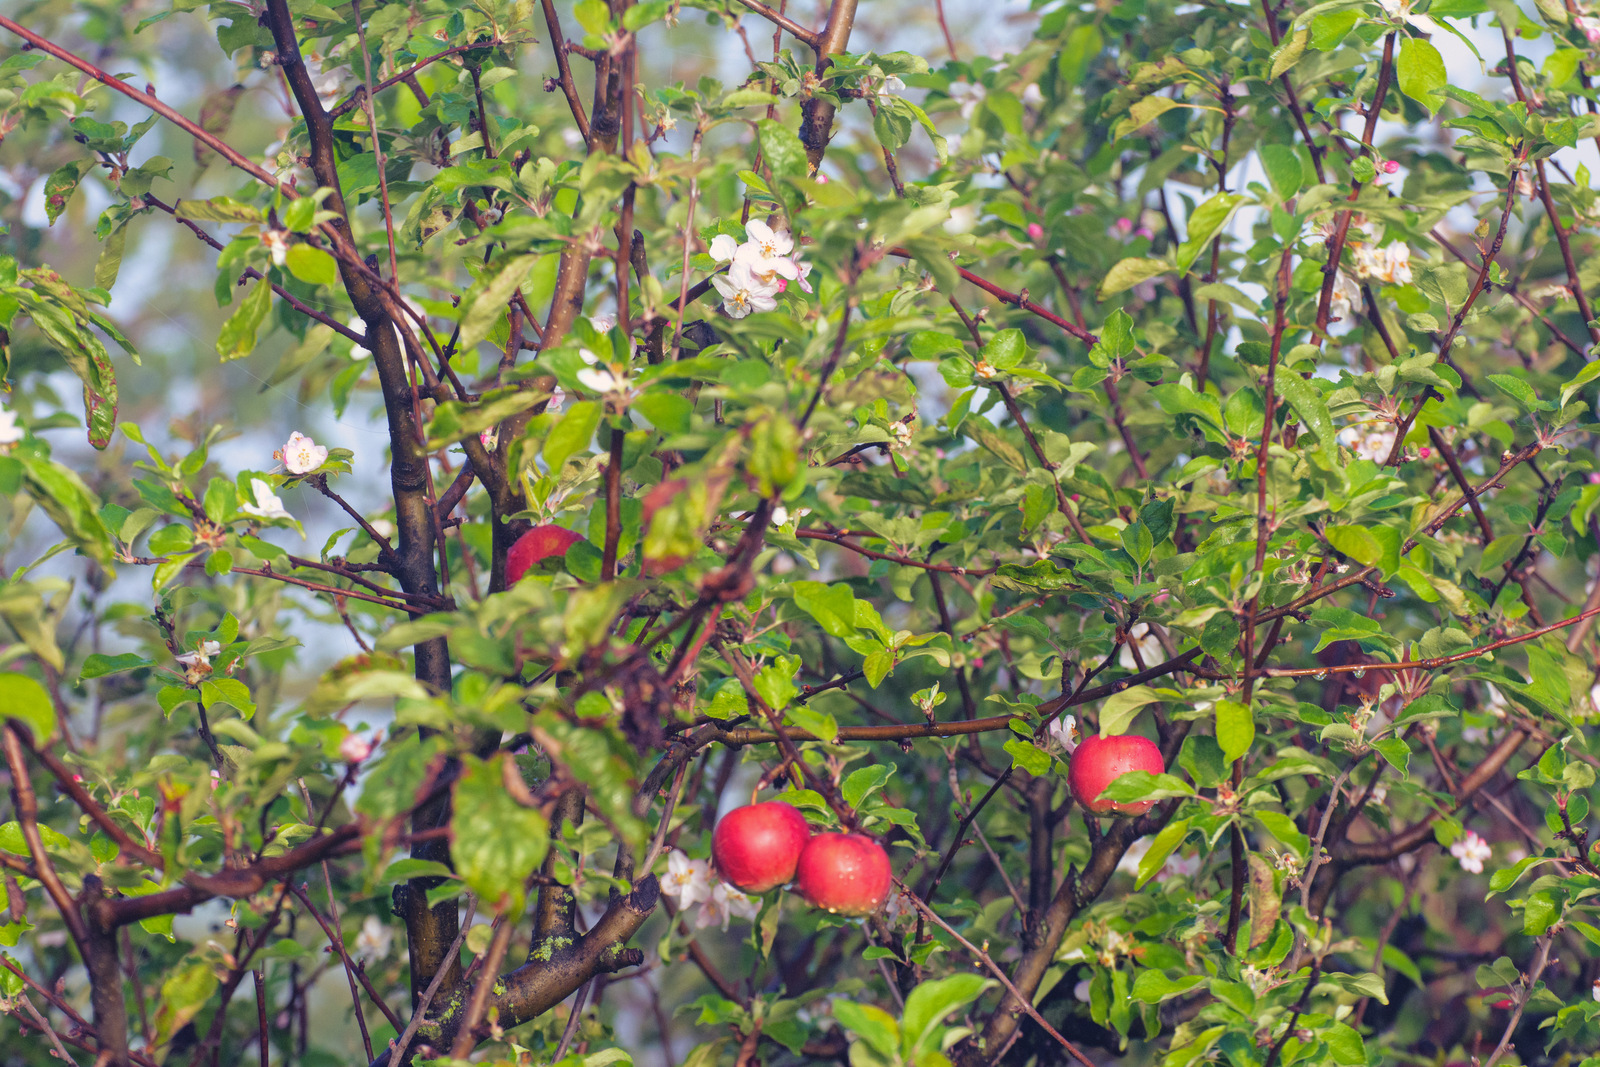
<box><xmin>1268</xmin><ymin>25</ymin><xmax>1309</xmax><ymax>79</ymax></box>
<box><xmin>1100</xmin><ymin>685</ymin><xmax>1164</xmax><ymax>736</ymax></box>
<box><xmin>459</xmin><ymin>254</ymin><xmax>538</xmax><ymax>355</ymax></box>
<box><xmin>1098</xmin><ymin>257</ymin><xmax>1170</xmax><ymax>297</ymax></box>
<box><xmin>1214</xmin><ymin>699</ymin><xmax>1254</xmax><ymax>763</ymax></box>
<box><xmin>842</xmin><ymin>764</ymin><xmax>895</xmax><ymax>808</ymax></box>
<box><xmin>757</xmin><ymin>118</ymin><xmax>808</xmax><ymax>181</ymax></box>
<box><xmin>900</xmin><ymin>974</ymin><xmax>991</xmax><ymax>1062</ymax></box>
<box><xmin>17</xmin><ymin>454</ymin><xmax>113</xmax><ymax>564</ymax></box>
<box><xmin>1176</xmin><ymin>193</ymin><xmax>1243</xmax><ymax>274</ymax></box>
<box><xmin>200</xmin><ymin>678</ymin><xmax>257</xmax><ymax>720</ymax></box>
<box><xmin>542</xmin><ymin>400</ymin><xmax>601</xmax><ymax>473</ymax></box>
<box><xmin>1114</xmin><ymin>95</ymin><xmax>1184</xmax><ymax>140</ymax></box>
<box><xmin>833</xmin><ymin>1001</ymin><xmax>898</xmax><ymax>1060</ymax></box>
<box><xmin>1371</xmin><ymin>737</ymin><xmax>1410</xmax><ymax>777</ymax></box>
<box><xmin>1057</xmin><ymin>24</ymin><xmax>1103</xmax><ymax>85</ymax></box>
<box><xmin>1259</xmin><ymin>144</ymin><xmax>1305</xmax><ymax>199</ymax></box>
<box><xmin>1132</xmin><ymin>969</ymin><xmax>1206</xmax><ymax>1003</ymax></box>
<box><xmin>1004</xmin><ymin>736</ymin><xmax>1051</xmax><ymax>776</ymax></box>
<box><xmin>1276</xmin><ymin>372</ymin><xmax>1335</xmax><ymax>456</ymax></box>
<box><xmin>1255</xmin><ymin>810</ymin><xmax>1309</xmax><ymax>860</ymax></box>
<box><xmin>450</xmin><ymin>754</ymin><xmax>549</xmax><ymax>914</ymax></box>
<box><xmin>0</xmin><ymin>673</ymin><xmax>55</xmax><ymax>743</ymax></box>
<box><xmin>79</xmin><ymin>653</ymin><xmax>153</xmax><ymax>681</ymax></box>
<box><xmin>284</xmin><ymin>244</ymin><xmax>339</xmax><ymax>287</ymax></box>
<box><xmin>1136</xmin><ymin>817</ymin><xmax>1191</xmax><ymax>888</ymax></box>
<box><xmin>1396</xmin><ymin>37</ymin><xmax>1447</xmax><ymax>111</ymax></box>
<box><xmin>622</xmin><ymin>0</ymin><xmax>670</xmax><ymax>30</ymax></box>
<box><xmin>1095</xmin><ymin>771</ymin><xmax>1194</xmax><ymax>805</ymax></box>
<box><xmin>216</xmin><ymin>279</ymin><xmax>272</xmax><ymax>362</ymax></box>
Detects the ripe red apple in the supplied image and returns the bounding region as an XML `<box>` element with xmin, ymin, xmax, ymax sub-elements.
<box><xmin>506</xmin><ymin>524</ymin><xmax>584</xmax><ymax>583</ymax></box>
<box><xmin>711</xmin><ymin>801</ymin><xmax>811</xmax><ymax>893</ymax></box>
<box><xmin>796</xmin><ymin>832</ymin><xmax>891</xmax><ymax>915</ymax></box>
<box><xmin>1068</xmin><ymin>733</ymin><xmax>1165</xmax><ymax>816</ymax></box>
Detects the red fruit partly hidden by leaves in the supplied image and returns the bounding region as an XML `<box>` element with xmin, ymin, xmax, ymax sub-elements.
<box><xmin>711</xmin><ymin>801</ymin><xmax>812</xmax><ymax>893</ymax></box>
<box><xmin>796</xmin><ymin>832</ymin><xmax>892</xmax><ymax>915</ymax></box>
<box><xmin>1068</xmin><ymin>733</ymin><xmax>1165</xmax><ymax>816</ymax></box>
<box><xmin>506</xmin><ymin>525</ymin><xmax>584</xmax><ymax>583</ymax></box>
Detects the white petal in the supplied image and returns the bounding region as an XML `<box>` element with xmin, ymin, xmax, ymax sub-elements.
<box><xmin>709</xmin><ymin>234</ymin><xmax>739</xmax><ymax>262</ymax></box>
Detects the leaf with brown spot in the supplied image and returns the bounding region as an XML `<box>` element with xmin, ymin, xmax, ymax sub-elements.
<box><xmin>1248</xmin><ymin>852</ymin><xmax>1280</xmax><ymax>948</ymax></box>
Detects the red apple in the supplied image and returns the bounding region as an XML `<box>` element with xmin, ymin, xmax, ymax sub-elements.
<box><xmin>1068</xmin><ymin>733</ymin><xmax>1165</xmax><ymax>816</ymax></box>
<box><xmin>712</xmin><ymin>801</ymin><xmax>812</xmax><ymax>893</ymax></box>
<box><xmin>506</xmin><ymin>524</ymin><xmax>584</xmax><ymax>583</ymax></box>
<box><xmin>796</xmin><ymin>832</ymin><xmax>891</xmax><ymax>915</ymax></box>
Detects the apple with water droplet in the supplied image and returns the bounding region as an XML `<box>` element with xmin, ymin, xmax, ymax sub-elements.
<box><xmin>796</xmin><ymin>832</ymin><xmax>891</xmax><ymax>915</ymax></box>
<box><xmin>506</xmin><ymin>525</ymin><xmax>584</xmax><ymax>583</ymax></box>
<box><xmin>1068</xmin><ymin>733</ymin><xmax>1164</xmax><ymax>815</ymax></box>
<box><xmin>712</xmin><ymin>801</ymin><xmax>811</xmax><ymax>893</ymax></box>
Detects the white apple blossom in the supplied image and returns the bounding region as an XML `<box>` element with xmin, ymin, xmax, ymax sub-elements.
<box><xmin>1020</xmin><ymin>83</ymin><xmax>1044</xmax><ymax>107</ymax></box>
<box><xmin>340</xmin><ymin>732</ymin><xmax>374</xmax><ymax>764</ymax></box>
<box><xmin>588</xmin><ymin>313</ymin><xmax>617</xmax><ymax>334</ymax></box>
<box><xmin>948</xmin><ymin>80</ymin><xmax>986</xmax><ymax>120</ymax></box>
<box><xmin>733</xmin><ymin>220</ymin><xmax>802</xmax><ymax>284</ymax></box>
<box><xmin>875</xmin><ymin>75</ymin><xmax>905</xmax><ymax>101</ymax></box>
<box><xmin>354</xmin><ymin>915</ymin><xmax>392</xmax><ymax>960</ymax></box>
<box><xmin>176</xmin><ymin>640</ymin><xmax>222</xmax><ymax>669</ymax></box>
<box><xmin>279</xmin><ymin>431</ymin><xmax>328</xmax><ymax>475</ymax></box>
<box><xmin>1117</xmin><ymin>622</ymin><xmax>1162</xmax><ymax>670</ymax></box>
<box><xmin>1073</xmin><ymin>979</ymin><xmax>1092</xmax><ymax>1002</ymax></box>
<box><xmin>1338</xmin><ymin>423</ymin><xmax>1397</xmax><ymax>463</ymax></box>
<box><xmin>1450</xmin><ymin>829</ymin><xmax>1492</xmax><ymax>874</ymax></box>
<box><xmin>576</xmin><ymin>365</ymin><xmax>631</xmax><ymax>399</ymax></box>
<box><xmin>1352</xmin><ymin>240</ymin><xmax>1412</xmax><ymax>285</ymax></box>
<box><xmin>1379</xmin><ymin>0</ymin><xmax>1441</xmax><ymax>34</ymax></box>
<box><xmin>712</xmin><ymin>261</ymin><xmax>781</xmax><ymax>319</ymax></box>
<box><xmin>0</xmin><ymin>406</ymin><xmax>22</xmax><ymax>446</ymax></box>
<box><xmin>661</xmin><ymin>850</ymin><xmax>713</xmax><ymax>909</ymax></box>
<box><xmin>239</xmin><ymin>478</ymin><xmax>292</xmax><ymax>521</ymax></box>
<box><xmin>1117</xmin><ymin>837</ymin><xmax>1201</xmax><ymax>880</ymax></box>
<box><xmin>883</xmin><ymin>889</ymin><xmax>909</xmax><ymax>923</ymax></box>
<box><xmin>696</xmin><ymin>882</ymin><xmax>762</xmax><ymax>931</ymax></box>
<box><xmin>944</xmin><ymin>203</ymin><xmax>979</xmax><ymax>235</ymax></box>
<box><xmin>1047</xmin><ymin>715</ymin><xmax>1079</xmax><ymax>755</ymax></box>
<box><xmin>708</xmin><ymin>233</ymin><xmax>740</xmax><ymax>262</ymax></box>
<box><xmin>1578</xmin><ymin>15</ymin><xmax>1600</xmax><ymax>43</ymax></box>
<box><xmin>1590</xmin><ymin>682</ymin><xmax>1600</xmax><ymax>717</ymax></box>
<box><xmin>1328</xmin><ymin>269</ymin><xmax>1362</xmax><ymax>328</ymax></box>
<box><xmin>261</xmin><ymin>229</ymin><xmax>290</xmax><ymax>267</ymax></box>
<box><xmin>1593</xmin><ymin>977</ymin><xmax>1600</xmax><ymax>1002</ymax></box>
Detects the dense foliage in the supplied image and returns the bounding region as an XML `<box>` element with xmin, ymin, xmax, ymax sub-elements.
<box><xmin>2</xmin><ymin>1</ymin><xmax>1600</xmax><ymax>1065</ymax></box>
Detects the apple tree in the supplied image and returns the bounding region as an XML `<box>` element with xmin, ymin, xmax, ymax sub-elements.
<box><xmin>1</xmin><ymin>0</ymin><xmax>1600</xmax><ymax>1065</ymax></box>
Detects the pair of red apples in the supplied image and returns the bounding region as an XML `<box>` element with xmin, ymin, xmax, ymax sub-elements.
<box><xmin>707</xmin><ymin>736</ymin><xmax>1162</xmax><ymax>914</ymax></box>
<box><xmin>712</xmin><ymin>803</ymin><xmax>891</xmax><ymax>915</ymax></box>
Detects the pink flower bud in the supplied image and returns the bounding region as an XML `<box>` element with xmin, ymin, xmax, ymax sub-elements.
<box><xmin>1114</xmin><ymin>217</ymin><xmax>1134</xmax><ymax>235</ymax></box>
<box><xmin>1382</xmin><ymin>160</ymin><xmax>1400</xmax><ymax>174</ymax></box>
<box><xmin>776</xmin><ymin>278</ymin><xmax>789</xmax><ymax>292</ymax></box>
<box><xmin>340</xmin><ymin>733</ymin><xmax>374</xmax><ymax>764</ymax></box>
<box><xmin>1026</xmin><ymin>222</ymin><xmax>1044</xmax><ymax>240</ymax></box>
<box><xmin>1419</xmin><ymin>446</ymin><xmax>1431</xmax><ymax>458</ymax></box>
<box><xmin>1590</xmin><ymin>472</ymin><xmax>1600</xmax><ymax>484</ymax></box>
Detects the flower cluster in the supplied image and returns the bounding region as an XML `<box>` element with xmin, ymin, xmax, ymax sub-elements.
<box><xmin>708</xmin><ymin>220</ymin><xmax>812</xmax><ymax>320</ymax></box>
<box><xmin>1450</xmin><ymin>829</ymin><xmax>1492</xmax><ymax>874</ymax></box>
<box><xmin>660</xmin><ymin>850</ymin><xmax>762</xmax><ymax>931</ymax></box>
<box><xmin>1338</xmin><ymin>422</ymin><xmax>1399</xmax><ymax>463</ymax></box>
<box><xmin>1351</xmin><ymin>238</ymin><xmax>1413</xmax><ymax>286</ymax></box>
